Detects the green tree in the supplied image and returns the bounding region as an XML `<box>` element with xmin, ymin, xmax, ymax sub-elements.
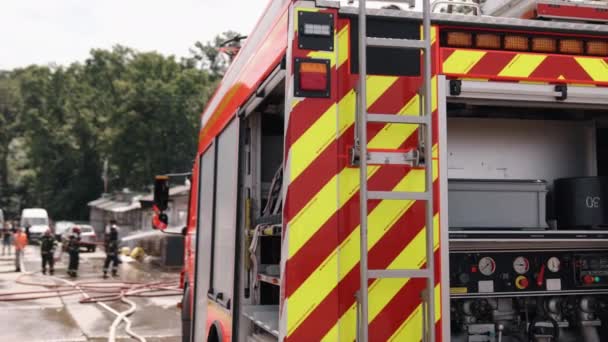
<box><xmin>2</xmin><ymin>42</ymin><xmax>217</xmax><ymax>220</ymax></box>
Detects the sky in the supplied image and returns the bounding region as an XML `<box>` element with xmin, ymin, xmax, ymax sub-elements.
<box><xmin>0</xmin><ymin>0</ymin><xmax>269</xmax><ymax>70</ymax></box>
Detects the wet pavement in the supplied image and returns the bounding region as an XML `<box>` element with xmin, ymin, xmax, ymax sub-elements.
<box><xmin>0</xmin><ymin>244</ymin><xmax>182</xmax><ymax>341</ymax></box>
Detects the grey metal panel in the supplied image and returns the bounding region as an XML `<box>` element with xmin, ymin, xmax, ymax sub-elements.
<box><xmin>448</xmin><ymin>179</ymin><xmax>548</xmax><ymax>229</ymax></box>
<box><xmin>336</xmin><ymin>5</ymin><xmax>608</xmax><ymax>34</ymax></box>
<box><xmin>448</xmin><ymin>81</ymin><xmax>608</xmax><ymax>108</ymax></box>
<box><xmin>446</xmin><ymin>118</ymin><xmax>593</xmax><ymax>182</ymax></box>
<box><xmin>212</xmin><ymin>119</ymin><xmax>240</xmax><ymax>305</ymax></box>
<box><xmin>193</xmin><ymin>142</ymin><xmax>217</xmax><ymax>342</ymax></box>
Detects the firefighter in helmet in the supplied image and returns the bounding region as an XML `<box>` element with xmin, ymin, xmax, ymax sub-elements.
<box><xmin>103</xmin><ymin>222</ymin><xmax>120</xmax><ymax>278</ymax></box>
<box><xmin>66</xmin><ymin>226</ymin><xmax>81</xmax><ymax>277</ymax></box>
<box><xmin>40</xmin><ymin>228</ymin><xmax>57</xmax><ymax>275</ymax></box>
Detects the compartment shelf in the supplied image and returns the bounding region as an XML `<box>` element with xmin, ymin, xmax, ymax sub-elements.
<box><xmin>242</xmin><ymin>305</ymin><xmax>279</xmax><ymax>338</ymax></box>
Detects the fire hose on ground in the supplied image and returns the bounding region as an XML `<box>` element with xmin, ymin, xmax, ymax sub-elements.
<box><xmin>0</xmin><ymin>271</ymin><xmax>182</xmax><ymax>342</ymax></box>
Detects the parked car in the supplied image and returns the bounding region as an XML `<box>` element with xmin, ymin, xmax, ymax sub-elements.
<box><xmin>62</xmin><ymin>225</ymin><xmax>97</xmax><ymax>252</ymax></box>
<box><xmin>54</xmin><ymin>221</ymin><xmax>74</xmax><ymax>241</ymax></box>
<box><xmin>21</xmin><ymin>208</ymin><xmax>50</xmax><ymax>243</ymax></box>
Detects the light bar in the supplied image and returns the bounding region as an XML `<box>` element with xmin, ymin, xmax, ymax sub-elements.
<box><xmin>442</xmin><ymin>30</ymin><xmax>608</xmax><ymax>57</ymax></box>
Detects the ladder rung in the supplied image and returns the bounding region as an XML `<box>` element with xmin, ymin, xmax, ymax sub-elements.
<box><xmin>368</xmin><ymin>191</ymin><xmax>431</xmax><ymax>201</ymax></box>
<box><xmin>367</xmin><ymin>37</ymin><xmax>428</xmax><ymax>50</ymax></box>
<box><xmin>367</xmin><ymin>114</ymin><xmax>430</xmax><ymax>125</ymax></box>
<box><xmin>368</xmin><ymin>269</ymin><xmax>431</xmax><ymax>279</ymax></box>
<box><xmin>367</xmin><ymin>150</ymin><xmax>418</xmax><ymax>166</ymax></box>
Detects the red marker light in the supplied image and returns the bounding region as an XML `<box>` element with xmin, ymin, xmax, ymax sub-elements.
<box><xmin>584</xmin><ymin>275</ymin><xmax>594</xmax><ymax>285</ymax></box>
<box><xmin>471</xmin><ymin>266</ymin><xmax>478</xmax><ymax>273</ymax></box>
<box><xmin>299</xmin><ymin>62</ymin><xmax>328</xmax><ymax>92</ymax></box>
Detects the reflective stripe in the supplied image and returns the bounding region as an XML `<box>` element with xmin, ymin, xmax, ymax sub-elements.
<box><xmin>388</xmin><ymin>284</ymin><xmax>442</xmax><ymax>341</ymax></box>
<box><xmin>443</xmin><ymin>50</ymin><xmax>486</xmax><ymax>74</ymax></box>
<box><xmin>498</xmin><ymin>54</ymin><xmax>547</xmax><ymax>78</ymax></box>
<box><xmin>576</xmin><ymin>57</ymin><xmax>608</xmax><ymax>82</ymax></box>
<box><xmin>289</xmin><ymin>76</ymin><xmax>397</xmax><ymax>183</ymax></box>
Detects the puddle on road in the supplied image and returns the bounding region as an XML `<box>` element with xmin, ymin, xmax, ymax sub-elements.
<box><xmin>0</xmin><ymin>306</ymin><xmax>85</xmax><ymax>341</ymax></box>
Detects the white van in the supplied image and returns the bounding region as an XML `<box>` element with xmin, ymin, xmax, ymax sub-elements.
<box><xmin>20</xmin><ymin>208</ymin><xmax>50</xmax><ymax>242</ymax></box>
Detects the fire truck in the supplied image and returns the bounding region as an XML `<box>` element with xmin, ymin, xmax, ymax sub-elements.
<box><xmin>153</xmin><ymin>0</ymin><xmax>608</xmax><ymax>340</ymax></box>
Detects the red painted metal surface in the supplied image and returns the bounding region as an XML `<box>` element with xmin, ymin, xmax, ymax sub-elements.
<box><xmin>198</xmin><ymin>1</ymin><xmax>290</xmax><ymax>154</ymax></box>
<box><xmin>537</xmin><ymin>2</ymin><xmax>608</xmax><ymax>22</ymax></box>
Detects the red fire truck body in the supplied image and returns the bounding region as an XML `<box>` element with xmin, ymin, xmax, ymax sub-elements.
<box><xmin>178</xmin><ymin>0</ymin><xmax>608</xmax><ymax>341</ymax></box>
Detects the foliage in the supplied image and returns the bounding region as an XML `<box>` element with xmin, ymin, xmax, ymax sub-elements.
<box><xmin>190</xmin><ymin>31</ymin><xmax>245</xmax><ymax>79</ymax></box>
<box><xmin>0</xmin><ymin>32</ymin><xmax>236</xmax><ymax>220</ymax></box>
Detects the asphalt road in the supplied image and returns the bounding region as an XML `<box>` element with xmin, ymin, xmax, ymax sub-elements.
<box><xmin>0</xmin><ymin>243</ymin><xmax>182</xmax><ymax>341</ymax></box>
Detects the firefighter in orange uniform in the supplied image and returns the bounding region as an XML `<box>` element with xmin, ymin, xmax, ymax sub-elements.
<box><xmin>13</xmin><ymin>227</ymin><xmax>28</xmax><ymax>272</ymax></box>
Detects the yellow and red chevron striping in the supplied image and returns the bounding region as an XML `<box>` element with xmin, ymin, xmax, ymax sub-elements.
<box><xmin>441</xmin><ymin>47</ymin><xmax>608</xmax><ymax>84</ymax></box>
<box><xmin>283</xmin><ymin>10</ymin><xmax>442</xmax><ymax>340</ymax></box>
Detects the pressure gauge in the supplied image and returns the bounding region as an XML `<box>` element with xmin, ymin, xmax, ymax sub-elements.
<box><xmin>547</xmin><ymin>257</ymin><xmax>561</xmax><ymax>273</ymax></box>
<box><xmin>513</xmin><ymin>256</ymin><xmax>530</xmax><ymax>275</ymax></box>
<box><xmin>478</xmin><ymin>257</ymin><xmax>496</xmax><ymax>276</ymax></box>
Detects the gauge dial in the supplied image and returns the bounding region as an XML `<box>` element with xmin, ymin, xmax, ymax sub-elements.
<box><xmin>547</xmin><ymin>257</ymin><xmax>561</xmax><ymax>273</ymax></box>
<box><xmin>478</xmin><ymin>257</ymin><xmax>496</xmax><ymax>276</ymax></box>
<box><xmin>513</xmin><ymin>256</ymin><xmax>530</xmax><ymax>274</ymax></box>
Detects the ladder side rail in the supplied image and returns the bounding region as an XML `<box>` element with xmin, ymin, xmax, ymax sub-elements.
<box><xmin>357</xmin><ymin>0</ymin><xmax>370</xmax><ymax>341</ymax></box>
<box><xmin>422</xmin><ymin>0</ymin><xmax>436</xmax><ymax>340</ymax></box>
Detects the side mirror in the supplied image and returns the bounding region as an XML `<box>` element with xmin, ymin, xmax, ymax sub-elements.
<box><xmin>152</xmin><ymin>212</ymin><xmax>168</xmax><ymax>230</ymax></box>
<box><xmin>152</xmin><ymin>175</ymin><xmax>169</xmax><ymax>230</ymax></box>
<box><xmin>154</xmin><ymin>176</ymin><xmax>170</xmax><ymax>211</ymax></box>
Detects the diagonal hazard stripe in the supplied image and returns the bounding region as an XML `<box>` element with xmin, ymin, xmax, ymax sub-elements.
<box><xmin>529</xmin><ymin>55</ymin><xmax>593</xmax><ymax>82</ymax></box>
<box><xmin>289</xmin><ymin>156</ymin><xmax>440</xmax><ymax>340</ymax></box>
<box><xmin>498</xmin><ymin>54</ymin><xmax>546</xmax><ymax>78</ymax></box>
<box><xmin>328</xmin><ymin>214</ymin><xmax>441</xmax><ymax>341</ymax></box>
<box><xmin>288</xmin><ymin>158</ymin><xmax>440</xmax><ymax>338</ymax></box>
<box><xmin>288</xmin><ymin>76</ymin><xmax>397</xmax><ymax>183</ymax></box>
<box><xmin>467</xmin><ymin>51</ymin><xmax>514</xmax><ymax>77</ymax></box>
<box><xmin>387</xmin><ymin>283</ymin><xmax>442</xmax><ymax>341</ymax></box>
<box><xmin>442</xmin><ymin>50</ymin><xmax>486</xmax><ymax>74</ymax></box>
<box><xmin>287</xmin><ymin>165</ymin><xmax>378</xmax><ymax>259</ymax></box>
<box><xmin>286</xmin><ymin>75</ymin><xmax>421</xmax><ymax>219</ymax></box>
<box><xmin>575</xmin><ymin>57</ymin><xmax>608</xmax><ymax>82</ymax></box>
<box><xmin>286</xmin><ymin>169</ymin><xmax>426</xmax><ymax>336</ymax></box>
<box><xmin>308</xmin><ymin>26</ymin><xmax>349</xmax><ymax>67</ymax></box>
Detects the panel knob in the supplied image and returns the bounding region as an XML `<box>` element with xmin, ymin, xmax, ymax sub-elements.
<box><xmin>515</xmin><ymin>275</ymin><xmax>529</xmax><ymax>290</ymax></box>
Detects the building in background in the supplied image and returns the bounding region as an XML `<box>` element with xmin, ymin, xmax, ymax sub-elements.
<box><xmin>88</xmin><ymin>189</ymin><xmax>143</xmax><ymax>238</ymax></box>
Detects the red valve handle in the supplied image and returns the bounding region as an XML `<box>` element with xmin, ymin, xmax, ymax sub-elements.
<box><xmin>537</xmin><ymin>264</ymin><xmax>545</xmax><ymax>287</ymax></box>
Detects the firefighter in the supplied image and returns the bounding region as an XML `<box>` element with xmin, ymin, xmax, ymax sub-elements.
<box><xmin>66</xmin><ymin>227</ymin><xmax>81</xmax><ymax>277</ymax></box>
<box><xmin>103</xmin><ymin>224</ymin><xmax>120</xmax><ymax>279</ymax></box>
<box><xmin>13</xmin><ymin>227</ymin><xmax>27</xmax><ymax>272</ymax></box>
<box><xmin>40</xmin><ymin>229</ymin><xmax>57</xmax><ymax>275</ymax></box>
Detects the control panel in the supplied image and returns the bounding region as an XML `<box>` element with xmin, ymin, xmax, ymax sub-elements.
<box><xmin>450</xmin><ymin>251</ymin><xmax>608</xmax><ymax>296</ymax></box>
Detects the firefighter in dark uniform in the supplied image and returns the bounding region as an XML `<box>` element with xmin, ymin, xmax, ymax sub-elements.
<box><xmin>103</xmin><ymin>225</ymin><xmax>120</xmax><ymax>279</ymax></box>
<box><xmin>66</xmin><ymin>227</ymin><xmax>81</xmax><ymax>277</ymax></box>
<box><xmin>40</xmin><ymin>229</ymin><xmax>57</xmax><ymax>275</ymax></box>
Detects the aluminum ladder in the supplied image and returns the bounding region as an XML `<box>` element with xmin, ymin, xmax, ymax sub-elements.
<box><xmin>354</xmin><ymin>0</ymin><xmax>436</xmax><ymax>341</ymax></box>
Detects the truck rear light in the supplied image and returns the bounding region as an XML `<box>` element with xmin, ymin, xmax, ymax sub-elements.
<box><xmin>299</xmin><ymin>62</ymin><xmax>327</xmax><ymax>91</ymax></box>
<box><xmin>586</xmin><ymin>41</ymin><xmax>608</xmax><ymax>56</ymax></box>
<box><xmin>504</xmin><ymin>35</ymin><xmax>529</xmax><ymax>51</ymax></box>
<box><xmin>302</xmin><ymin>23</ymin><xmax>331</xmax><ymax>37</ymax></box>
<box><xmin>476</xmin><ymin>34</ymin><xmax>501</xmax><ymax>49</ymax></box>
<box><xmin>446</xmin><ymin>32</ymin><xmax>472</xmax><ymax>47</ymax></box>
<box><xmin>559</xmin><ymin>39</ymin><xmax>583</xmax><ymax>54</ymax></box>
<box><xmin>295</xmin><ymin>58</ymin><xmax>330</xmax><ymax>98</ymax></box>
<box><xmin>532</xmin><ymin>37</ymin><xmax>556</xmax><ymax>53</ymax></box>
